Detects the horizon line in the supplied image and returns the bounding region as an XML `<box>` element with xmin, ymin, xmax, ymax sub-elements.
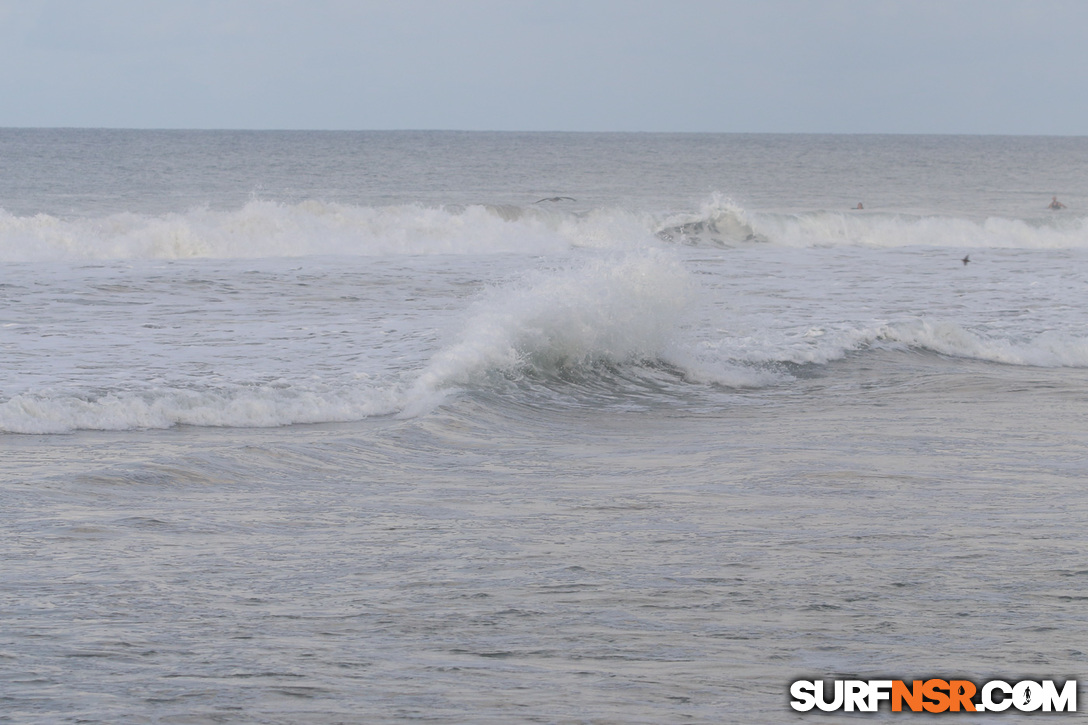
<box><xmin>1</xmin><ymin>126</ymin><xmax>1086</xmax><ymax>138</ymax></box>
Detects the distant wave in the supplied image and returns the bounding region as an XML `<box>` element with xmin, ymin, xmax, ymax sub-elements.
<box><xmin>0</xmin><ymin>201</ymin><xmax>579</xmax><ymax>261</ymax></box>
<box><xmin>655</xmin><ymin>197</ymin><xmax>768</xmax><ymax>246</ymax></box>
<box><xmin>3</xmin><ymin>196</ymin><xmax>1088</xmax><ymax>262</ymax></box>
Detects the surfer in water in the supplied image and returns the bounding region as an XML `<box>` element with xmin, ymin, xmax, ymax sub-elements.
<box><xmin>855</xmin><ymin>202</ymin><xmax>864</xmax><ymax>210</ymax></box>
<box><xmin>1049</xmin><ymin>196</ymin><xmax>1067</xmax><ymax>210</ymax></box>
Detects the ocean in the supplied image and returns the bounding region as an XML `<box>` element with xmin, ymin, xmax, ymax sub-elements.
<box><xmin>2</xmin><ymin>129</ymin><xmax>1086</xmax><ymax>723</ymax></box>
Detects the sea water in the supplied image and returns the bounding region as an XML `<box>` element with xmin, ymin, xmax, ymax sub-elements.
<box><xmin>2</xmin><ymin>130</ymin><xmax>1087</xmax><ymax>723</ymax></box>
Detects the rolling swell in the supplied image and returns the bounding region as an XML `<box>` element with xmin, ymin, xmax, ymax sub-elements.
<box><xmin>6</xmin><ymin>246</ymin><xmax>1088</xmax><ymax>434</ymax></box>
<box><xmin>0</xmin><ymin>251</ymin><xmax>711</xmax><ymax>433</ymax></box>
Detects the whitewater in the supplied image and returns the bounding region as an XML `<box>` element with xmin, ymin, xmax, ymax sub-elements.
<box><xmin>2</xmin><ymin>130</ymin><xmax>1087</xmax><ymax>723</ymax></box>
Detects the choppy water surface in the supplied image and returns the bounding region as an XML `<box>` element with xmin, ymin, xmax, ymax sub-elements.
<box><xmin>2</xmin><ymin>130</ymin><xmax>1087</xmax><ymax>723</ymax></box>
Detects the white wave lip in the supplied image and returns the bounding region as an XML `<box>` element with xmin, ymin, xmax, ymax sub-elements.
<box><xmin>0</xmin><ymin>382</ymin><xmax>404</xmax><ymax>435</ymax></box>
<box><xmin>881</xmin><ymin>320</ymin><xmax>1088</xmax><ymax>367</ymax></box>
<box><xmin>654</xmin><ymin>195</ymin><xmax>764</xmax><ymax>246</ymax></box>
<box><xmin>403</xmin><ymin>251</ymin><xmax>695</xmax><ymax>412</ymax></box>
<box><xmin>711</xmin><ymin>320</ymin><xmax>1088</xmax><ymax>369</ymax></box>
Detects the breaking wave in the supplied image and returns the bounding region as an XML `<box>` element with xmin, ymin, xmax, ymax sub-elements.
<box><xmin>3</xmin><ymin>196</ymin><xmax>1088</xmax><ymax>262</ymax></box>
<box><xmin>2</xmin><ymin>250</ymin><xmax>729</xmax><ymax>432</ymax></box>
<box><xmin>6</xmin><ymin>318</ymin><xmax>1087</xmax><ymax>434</ymax></box>
<box><xmin>400</xmin><ymin>250</ymin><xmax>703</xmax><ymax>414</ymax></box>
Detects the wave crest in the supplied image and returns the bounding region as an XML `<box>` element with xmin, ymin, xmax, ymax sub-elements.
<box><xmin>880</xmin><ymin>320</ymin><xmax>1088</xmax><ymax>367</ymax></box>
<box><xmin>0</xmin><ymin>201</ymin><xmax>597</xmax><ymax>261</ymax></box>
<box><xmin>0</xmin><ymin>380</ymin><xmax>404</xmax><ymax>435</ymax></box>
<box><xmin>403</xmin><ymin>250</ymin><xmax>695</xmax><ymax>413</ymax></box>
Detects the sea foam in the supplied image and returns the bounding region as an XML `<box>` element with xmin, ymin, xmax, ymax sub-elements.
<box><xmin>0</xmin><ymin>202</ymin><xmax>638</xmax><ymax>261</ymax></box>
<box><xmin>4</xmin><ymin>197</ymin><xmax>1088</xmax><ymax>262</ymax></box>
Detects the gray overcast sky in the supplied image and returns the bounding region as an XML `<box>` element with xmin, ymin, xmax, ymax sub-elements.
<box><xmin>1</xmin><ymin>0</ymin><xmax>1085</xmax><ymax>134</ymax></box>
